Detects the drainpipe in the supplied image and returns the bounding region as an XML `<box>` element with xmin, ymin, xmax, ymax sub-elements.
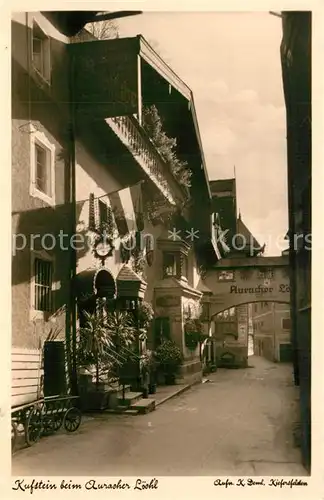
<box><xmin>26</xmin><ymin>13</ymin><xmax>32</xmax><ymax>124</ymax></box>
<box><xmin>67</xmin><ymin>49</ymin><xmax>77</xmax><ymax>396</ymax></box>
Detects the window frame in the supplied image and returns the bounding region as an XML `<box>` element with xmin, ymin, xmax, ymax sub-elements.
<box><xmin>29</xmin><ymin>124</ymin><xmax>56</xmax><ymax>206</ymax></box>
<box><xmin>163</xmin><ymin>252</ymin><xmax>180</xmax><ymax>279</ymax></box>
<box><xmin>257</xmin><ymin>268</ymin><xmax>274</xmax><ymax>280</ymax></box>
<box><xmin>32</xmin><ymin>19</ymin><xmax>51</xmax><ymax>84</ymax></box>
<box><xmin>32</xmin><ymin>36</ymin><xmax>45</xmax><ymax>75</ymax></box>
<box><xmin>217</xmin><ymin>270</ymin><xmax>235</xmax><ymax>282</ymax></box>
<box><xmin>30</xmin><ymin>250</ymin><xmax>55</xmax><ymax>321</ymax></box>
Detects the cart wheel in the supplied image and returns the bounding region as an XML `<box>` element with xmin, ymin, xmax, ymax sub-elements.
<box><xmin>11</xmin><ymin>421</ymin><xmax>18</xmax><ymax>452</ymax></box>
<box><xmin>25</xmin><ymin>406</ymin><xmax>43</xmax><ymax>446</ymax></box>
<box><xmin>42</xmin><ymin>418</ymin><xmax>56</xmax><ymax>436</ymax></box>
<box><xmin>44</xmin><ymin>414</ymin><xmax>63</xmax><ymax>434</ymax></box>
<box><xmin>63</xmin><ymin>407</ymin><xmax>81</xmax><ymax>433</ymax></box>
<box><xmin>53</xmin><ymin>414</ymin><xmax>63</xmax><ymax>432</ymax></box>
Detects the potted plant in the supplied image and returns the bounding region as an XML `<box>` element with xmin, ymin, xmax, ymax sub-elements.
<box><xmin>105</xmin><ymin>309</ymin><xmax>137</xmax><ymax>398</ymax></box>
<box><xmin>155</xmin><ymin>340</ymin><xmax>183</xmax><ymax>385</ymax></box>
<box><xmin>137</xmin><ymin>301</ymin><xmax>154</xmax><ymax>329</ymax></box>
<box><xmin>77</xmin><ymin>311</ymin><xmax>114</xmax><ymax>410</ymax></box>
<box><xmin>184</xmin><ymin>317</ymin><xmax>205</xmax><ymax>350</ymax></box>
<box><xmin>77</xmin><ymin>308</ymin><xmax>137</xmax><ymax>410</ymax></box>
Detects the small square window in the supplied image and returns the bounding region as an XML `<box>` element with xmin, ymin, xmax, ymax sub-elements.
<box><xmin>218</xmin><ymin>270</ymin><xmax>234</xmax><ymax>281</ymax></box>
<box><xmin>282</xmin><ymin>318</ymin><xmax>291</xmax><ymax>330</ymax></box>
<box><xmin>163</xmin><ymin>252</ymin><xmax>179</xmax><ymax>278</ymax></box>
<box><xmin>34</xmin><ymin>258</ymin><xmax>53</xmax><ymax>312</ymax></box>
<box><xmin>258</xmin><ymin>268</ymin><xmax>274</xmax><ymax>279</ymax></box>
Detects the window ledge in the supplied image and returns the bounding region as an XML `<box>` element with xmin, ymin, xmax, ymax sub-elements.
<box><xmin>30</xmin><ymin>184</ymin><xmax>55</xmax><ymax>206</ymax></box>
<box><xmin>33</xmin><ymin>65</ymin><xmax>51</xmax><ymax>87</ymax></box>
<box><xmin>29</xmin><ymin>309</ymin><xmax>46</xmax><ymax>322</ymax></box>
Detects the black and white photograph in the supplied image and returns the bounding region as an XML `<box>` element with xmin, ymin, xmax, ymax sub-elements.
<box><xmin>7</xmin><ymin>4</ymin><xmax>317</xmax><ymax>489</ymax></box>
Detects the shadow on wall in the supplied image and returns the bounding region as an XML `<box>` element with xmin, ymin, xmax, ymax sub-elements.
<box><xmin>12</xmin><ymin>201</ymin><xmax>87</xmax><ymax>287</ymax></box>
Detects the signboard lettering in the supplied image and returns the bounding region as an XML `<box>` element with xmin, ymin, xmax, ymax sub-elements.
<box><xmin>229</xmin><ymin>284</ymin><xmax>290</xmax><ymax>294</ymax></box>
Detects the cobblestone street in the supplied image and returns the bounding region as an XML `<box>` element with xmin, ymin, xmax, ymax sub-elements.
<box><xmin>12</xmin><ymin>356</ymin><xmax>306</xmax><ymax>476</ymax></box>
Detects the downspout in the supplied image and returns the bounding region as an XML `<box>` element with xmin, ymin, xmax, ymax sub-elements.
<box><xmin>26</xmin><ymin>13</ymin><xmax>32</xmax><ymax>124</ymax></box>
<box><xmin>67</xmin><ymin>47</ymin><xmax>78</xmax><ymax>395</ymax></box>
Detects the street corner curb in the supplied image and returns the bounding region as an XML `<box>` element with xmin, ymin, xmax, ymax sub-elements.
<box><xmin>155</xmin><ymin>383</ymin><xmax>193</xmax><ymax>407</ymax></box>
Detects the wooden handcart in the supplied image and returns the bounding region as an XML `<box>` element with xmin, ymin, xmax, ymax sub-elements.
<box><xmin>11</xmin><ymin>394</ymin><xmax>82</xmax><ymax>452</ymax></box>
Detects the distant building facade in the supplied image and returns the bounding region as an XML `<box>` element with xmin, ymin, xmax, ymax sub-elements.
<box><xmin>252</xmin><ymin>302</ymin><xmax>291</xmax><ymax>362</ymax></box>
<box><xmin>206</xmin><ymin>178</ymin><xmax>266</xmax><ymax>367</ymax></box>
<box><xmin>213</xmin><ymin>303</ymin><xmax>254</xmax><ymax>367</ymax></box>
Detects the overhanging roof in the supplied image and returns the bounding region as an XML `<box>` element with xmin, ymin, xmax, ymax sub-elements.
<box><xmin>139</xmin><ymin>36</ymin><xmax>191</xmax><ymax>101</ymax></box>
<box><xmin>70</xmin><ymin>34</ymin><xmax>211</xmax><ymax>200</ymax></box>
<box><xmin>138</xmin><ymin>36</ymin><xmax>211</xmax><ymax>199</ymax></box>
<box><xmin>42</xmin><ymin>11</ymin><xmax>143</xmax><ymax>37</ymax></box>
<box><xmin>74</xmin><ymin>268</ymin><xmax>116</xmax><ymax>301</ymax></box>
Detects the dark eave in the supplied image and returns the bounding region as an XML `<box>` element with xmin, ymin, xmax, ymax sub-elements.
<box><xmin>210</xmin><ymin>178</ymin><xmax>236</xmax><ymax>194</ymax></box>
<box><xmin>42</xmin><ymin>11</ymin><xmax>143</xmax><ymax>37</ymax></box>
<box><xmin>189</xmin><ymin>94</ymin><xmax>212</xmax><ymax>200</ymax></box>
<box><xmin>139</xmin><ymin>35</ymin><xmax>191</xmax><ymax>100</ymax></box>
<box><xmin>138</xmin><ymin>35</ymin><xmax>211</xmax><ymax>200</ymax></box>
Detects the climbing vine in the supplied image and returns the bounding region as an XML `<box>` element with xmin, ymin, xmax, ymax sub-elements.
<box><xmin>183</xmin><ymin>303</ymin><xmax>206</xmax><ymax>351</ymax></box>
<box><xmin>143</xmin><ymin>105</ymin><xmax>192</xmax><ymax>188</ymax></box>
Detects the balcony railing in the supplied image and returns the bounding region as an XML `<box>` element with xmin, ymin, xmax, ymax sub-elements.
<box><xmin>106</xmin><ymin>115</ymin><xmax>177</xmax><ymax>204</ymax></box>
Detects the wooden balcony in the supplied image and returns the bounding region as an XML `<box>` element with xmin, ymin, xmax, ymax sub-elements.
<box><xmin>69</xmin><ymin>35</ymin><xmax>200</xmax><ymax>204</ymax></box>
<box><xmin>106</xmin><ymin>115</ymin><xmax>179</xmax><ymax>204</ymax></box>
<box><xmin>69</xmin><ymin>35</ymin><xmax>191</xmax><ymax>121</ymax></box>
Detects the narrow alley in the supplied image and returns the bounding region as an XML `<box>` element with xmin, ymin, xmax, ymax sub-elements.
<box><xmin>12</xmin><ymin>356</ymin><xmax>307</xmax><ymax>477</ymax></box>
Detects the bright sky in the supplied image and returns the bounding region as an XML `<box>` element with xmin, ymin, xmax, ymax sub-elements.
<box><xmin>118</xmin><ymin>11</ymin><xmax>288</xmax><ymax>256</ymax></box>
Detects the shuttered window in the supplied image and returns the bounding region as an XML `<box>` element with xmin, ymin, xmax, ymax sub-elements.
<box><xmin>98</xmin><ymin>199</ymin><xmax>108</xmax><ymax>226</ymax></box>
<box><xmin>89</xmin><ymin>193</ymin><xmax>95</xmax><ymax>230</ymax></box>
